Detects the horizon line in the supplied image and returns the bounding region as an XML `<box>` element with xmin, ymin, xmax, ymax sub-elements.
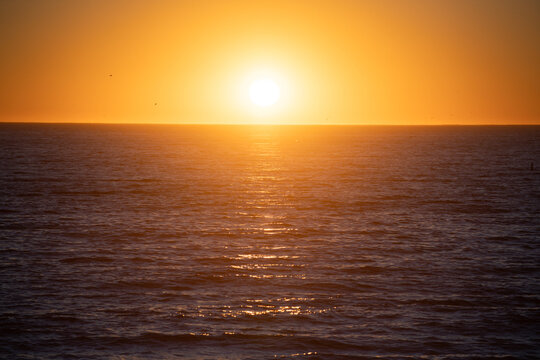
<box><xmin>1</xmin><ymin>121</ymin><xmax>539</xmax><ymax>126</ymax></box>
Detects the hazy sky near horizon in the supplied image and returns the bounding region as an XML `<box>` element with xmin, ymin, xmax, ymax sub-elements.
<box><xmin>1</xmin><ymin>0</ymin><xmax>539</xmax><ymax>124</ymax></box>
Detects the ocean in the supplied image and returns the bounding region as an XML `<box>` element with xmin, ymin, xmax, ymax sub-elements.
<box><xmin>0</xmin><ymin>124</ymin><xmax>538</xmax><ymax>359</ymax></box>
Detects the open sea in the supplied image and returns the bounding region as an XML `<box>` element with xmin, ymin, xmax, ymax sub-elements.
<box><xmin>0</xmin><ymin>124</ymin><xmax>539</xmax><ymax>359</ymax></box>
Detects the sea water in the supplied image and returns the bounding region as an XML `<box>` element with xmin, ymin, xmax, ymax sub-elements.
<box><xmin>0</xmin><ymin>124</ymin><xmax>538</xmax><ymax>359</ymax></box>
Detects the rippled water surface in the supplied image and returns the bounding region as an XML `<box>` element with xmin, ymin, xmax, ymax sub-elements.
<box><xmin>1</xmin><ymin>124</ymin><xmax>539</xmax><ymax>359</ymax></box>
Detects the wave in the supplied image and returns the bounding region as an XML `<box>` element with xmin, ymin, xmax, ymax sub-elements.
<box><xmin>92</xmin><ymin>331</ymin><xmax>373</xmax><ymax>353</ymax></box>
<box><xmin>60</xmin><ymin>256</ymin><xmax>115</xmax><ymax>264</ymax></box>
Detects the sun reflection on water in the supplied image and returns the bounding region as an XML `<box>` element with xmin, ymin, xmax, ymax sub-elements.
<box><xmin>235</xmin><ymin>254</ymin><xmax>299</xmax><ymax>260</ymax></box>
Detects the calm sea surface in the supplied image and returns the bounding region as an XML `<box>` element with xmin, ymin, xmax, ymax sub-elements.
<box><xmin>0</xmin><ymin>124</ymin><xmax>539</xmax><ymax>359</ymax></box>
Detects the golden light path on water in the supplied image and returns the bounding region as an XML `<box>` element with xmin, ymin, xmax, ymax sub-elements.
<box><xmin>174</xmin><ymin>131</ymin><xmax>334</xmax><ymax>321</ymax></box>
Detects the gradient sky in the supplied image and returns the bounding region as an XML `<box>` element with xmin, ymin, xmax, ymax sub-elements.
<box><xmin>1</xmin><ymin>0</ymin><xmax>539</xmax><ymax>124</ymax></box>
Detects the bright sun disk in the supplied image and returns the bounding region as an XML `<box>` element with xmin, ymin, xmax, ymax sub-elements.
<box><xmin>249</xmin><ymin>78</ymin><xmax>280</xmax><ymax>107</ymax></box>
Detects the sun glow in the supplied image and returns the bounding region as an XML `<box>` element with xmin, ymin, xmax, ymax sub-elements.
<box><xmin>248</xmin><ymin>78</ymin><xmax>281</xmax><ymax>107</ymax></box>
<box><xmin>1</xmin><ymin>1</ymin><xmax>538</xmax><ymax>124</ymax></box>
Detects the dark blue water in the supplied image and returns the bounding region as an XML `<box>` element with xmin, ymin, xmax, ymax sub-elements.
<box><xmin>0</xmin><ymin>124</ymin><xmax>539</xmax><ymax>359</ymax></box>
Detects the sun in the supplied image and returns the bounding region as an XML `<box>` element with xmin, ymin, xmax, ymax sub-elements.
<box><xmin>248</xmin><ymin>78</ymin><xmax>281</xmax><ymax>107</ymax></box>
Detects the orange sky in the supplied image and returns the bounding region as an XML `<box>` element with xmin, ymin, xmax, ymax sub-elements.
<box><xmin>1</xmin><ymin>0</ymin><xmax>539</xmax><ymax>124</ymax></box>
